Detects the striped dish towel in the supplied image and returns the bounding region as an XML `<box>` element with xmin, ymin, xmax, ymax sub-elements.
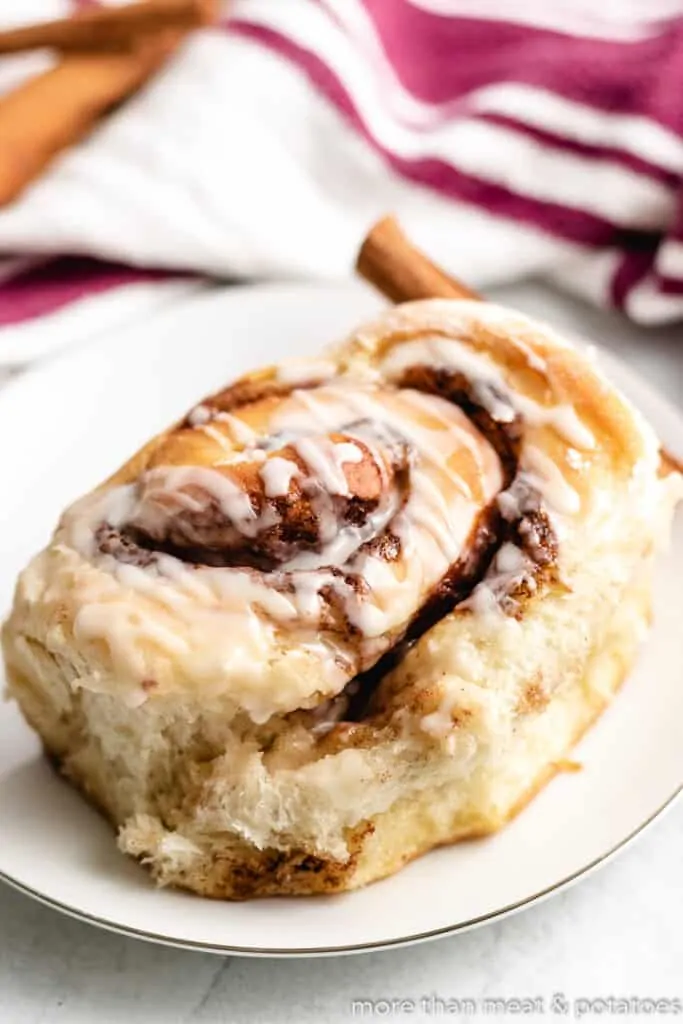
<box><xmin>1</xmin><ymin>0</ymin><xmax>683</xmax><ymax>367</ymax></box>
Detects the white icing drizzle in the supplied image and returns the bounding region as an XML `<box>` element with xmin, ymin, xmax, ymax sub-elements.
<box><xmin>260</xmin><ymin>457</ymin><xmax>300</xmax><ymax>498</ymax></box>
<box><xmin>200</xmin><ymin>423</ymin><xmax>235</xmax><ymax>451</ymax></box>
<box><xmin>396</xmin><ymin>388</ymin><xmax>489</xmax><ymax>494</ymax></box>
<box><xmin>382</xmin><ymin>337</ymin><xmax>498</xmax><ymax>386</ymax></box>
<box><xmin>495</xmin><ymin>542</ymin><xmax>528</xmax><ymax>575</ymax></box>
<box><xmin>293</xmin><ymin>437</ymin><xmax>362</xmax><ymax>496</ymax></box>
<box><xmin>380</xmin><ymin>337</ymin><xmax>595</xmax><ymax>451</ymax></box>
<box><xmin>62</xmin><ymin>379</ymin><xmax>503</xmax><ymax>711</ymax></box>
<box><xmin>466</xmin><ymin>582</ymin><xmax>508</xmax><ymax>622</ymax></box>
<box><xmin>63</xmin><ymin>292</ymin><xmax>613</xmax><ymax>707</ymax></box>
<box><xmin>338</xmin><ymin>387</ymin><xmax>494</xmax><ymax>498</ymax></box>
<box><xmin>463</xmin><ymin>543</ymin><xmax>533</xmax><ymax>624</ymax></box>
<box><xmin>60</xmin><ymin>310</ymin><xmax>596</xmax><ymax>711</ymax></box>
<box><xmin>187</xmin><ymin>407</ymin><xmax>258</xmax><ymax>448</ymax></box>
<box><xmin>369</xmin><ymin>329</ymin><xmax>595</xmax><ymax>623</ymax></box>
<box><xmin>275</xmin><ymin>358</ymin><xmax>337</xmax><ymax>385</ymax></box>
<box><xmin>334</xmin><ymin>441</ymin><xmax>364</xmax><ymax>465</ymax></box>
<box><xmin>214</xmin><ymin>412</ymin><xmax>256</xmax><ymax>446</ymax></box>
<box><xmin>514</xmin><ymin>395</ymin><xmax>595</xmax><ymax>450</ymax></box>
<box><xmin>288</xmin><ymin>388</ymin><xmax>340</xmax><ymax>430</ymax></box>
<box><xmin>379</xmin><ymin>334</ymin><xmax>592</xmax><ymax>531</ymax></box>
<box><xmin>473</xmin><ymin>384</ymin><xmax>517</xmax><ymax>424</ymax></box>
<box><xmin>421</xmin><ymin>694</ymin><xmax>459</xmax><ymax>739</ymax></box>
<box><xmin>187</xmin><ymin>404</ymin><xmax>211</xmax><ymax>426</ymax></box>
<box><xmin>99</xmin><ymin>484</ymin><xmax>137</xmax><ymax>529</ymax></box>
<box><xmin>404</xmin><ymin>468</ymin><xmax>462</xmax><ymax>562</ymax></box>
<box><xmin>523</xmin><ymin>447</ymin><xmax>581</xmax><ymax>516</ymax></box>
<box><xmin>284</xmin><ymin>489</ymin><xmax>400</xmax><ymax>571</ymax></box>
<box><xmin>497</xmin><ymin>488</ymin><xmax>522</xmax><ymax>521</ymax></box>
<box><xmin>139</xmin><ymin>465</ymin><xmax>257</xmax><ymax>535</ymax></box>
<box><xmin>510</xmin><ymin>335</ymin><xmax>548</xmax><ymax>374</ymax></box>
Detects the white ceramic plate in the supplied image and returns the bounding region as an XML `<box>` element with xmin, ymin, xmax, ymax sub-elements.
<box><xmin>0</xmin><ymin>283</ymin><xmax>681</xmax><ymax>957</ymax></box>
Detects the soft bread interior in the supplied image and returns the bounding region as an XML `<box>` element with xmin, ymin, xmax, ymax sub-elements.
<box><xmin>3</xmin><ymin>550</ymin><xmax>655</xmax><ymax>897</ymax></box>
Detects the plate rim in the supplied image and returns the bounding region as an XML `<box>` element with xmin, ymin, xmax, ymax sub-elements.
<box><xmin>1</xmin><ymin>281</ymin><xmax>681</xmax><ymax>957</ymax></box>
<box><xmin>0</xmin><ymin>786</ymin><xmax>680</xmax><ymax>958</ymax></box>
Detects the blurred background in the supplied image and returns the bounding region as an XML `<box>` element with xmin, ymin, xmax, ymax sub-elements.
<box><xmin>1</xmin><ymin>0</ymin><xmax>683</xmax><ymax>373</ymax></box>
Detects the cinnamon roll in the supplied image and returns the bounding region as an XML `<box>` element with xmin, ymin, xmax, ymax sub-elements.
<box><xmin>3</xmin><ymin>263</ymin><xmax>681</xmax><ymax>899</ymax></box>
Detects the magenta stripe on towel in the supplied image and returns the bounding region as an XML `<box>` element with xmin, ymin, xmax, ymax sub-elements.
<box><xmin>232</xmin><ymin>20</ymin><xmax>655</xmax><ymax>251</ymax></box>
<box><xmin>475</xmin><ymin>113</ymin><xmax>681</xmax><ymax>191</ymax></box>
<box><xmin>0</xmin><ymin>257</ymin><xmax>179</xmax><ymax>327</ymax></box>
<box><xmin>359</xmin><ymin>2</ymin><xmax>683</xmax><ymax>135</ymax></box>
<box><xmin>657</xmin><ymin>273</ymin><xmax>683</xmax><ymax>294</ymax></box>
<box><xmin>610</xmin><ymin>248</ymin><xmax>657</xmax><ymax>309</ymax></box>
<box><xmin>610</xmin><ymin>247</ymin><xmax>683</xmax><ymax>307</ymax></box>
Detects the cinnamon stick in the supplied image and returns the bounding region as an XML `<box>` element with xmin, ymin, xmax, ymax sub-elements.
<box><xmin>356</xmin><ymin>215</ymin><xmax>480</xmax><ymax>303</ymax></box>
<box><xmin>660</xmin><ymin>448</ymin><xmax>683</xmax><ymax>477</ymax></box>
<box><xmin>0</xmin><ymin>0</ymin><xmax>217</xmax><ymax>56</ymax></box>
<box><xmin>0</xmin><ymin>31</ymin><xmax>181</xmax><ymax>207</ymax></box>
<box><xmin>358</xmin><ymin>217</ymin><xmax>683</xmax><ymax>476</ymax></box>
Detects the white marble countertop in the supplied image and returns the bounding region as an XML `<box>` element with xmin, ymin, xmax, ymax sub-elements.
<box><xmin>1</xmin><ymin>282</ymin><xmax>681</xmax><ymax>1024</ymax></box>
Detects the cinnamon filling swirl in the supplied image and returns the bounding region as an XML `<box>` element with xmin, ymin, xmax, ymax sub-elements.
<box><xmin>125</xmin><ymin>428</ymin><xmax>411</xmax><ymax>572</ymax></box>
<box><xmin>82</xmin><ymin>360</ymin><xmax>559</xmax><ymax>728</ymax></box>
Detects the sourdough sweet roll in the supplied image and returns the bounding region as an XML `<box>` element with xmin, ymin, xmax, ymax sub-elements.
<box><xmin>3</xmin><ymin>298</ymin><xmax>680</xmax><ymax>897</ymax></box>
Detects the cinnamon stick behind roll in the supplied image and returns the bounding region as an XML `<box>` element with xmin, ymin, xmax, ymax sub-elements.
<box><xmin>357</xmin><ymin>216</ymin><xmax>479</xmax><ymax>302</ymax></box>
<box><xmin>357</xmin><ymin>215</ymin><xmax>683</xmax><ymax>479</ymax></box>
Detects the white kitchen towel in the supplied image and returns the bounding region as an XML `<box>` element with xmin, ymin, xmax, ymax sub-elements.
<box><xmin>2</xmin><ymin>0</ymin><xmax>683</xmax><ymax>367</ymax></box>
